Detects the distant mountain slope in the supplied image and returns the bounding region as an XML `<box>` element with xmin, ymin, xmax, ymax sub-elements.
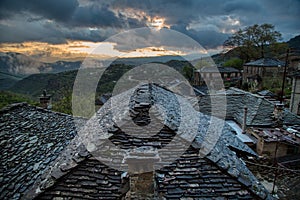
<box><xmin>0</xmin><ymin>52</ymin><xmax>44</xmax><ymax>74</ymax></box>
<box><xmin>112</xmin><ymin>55</ymin><xmax>184</xmax><ymax>65</ymax></box>
<box><xmin>9</xmin><ymin>64</ymin><xmax>136</xmax><ymax>101</ymax></box>
<box><xmin>0</xmin><ymin>71</ymin><xmax>24</xmax><ymax>90</ymax></box>
<box><xmin>0</xmin><ymin>52</ymin><xmax>187</xmax><ymax>77</ymax></box>
<box><xmin>0</xmin><ymin>52</ymin><xmax>81</xmax><ymax>75</ymax></box>
<box><xmin>9</xmin><ymin>70</ymin><xmax>77</xmax><ymax>100</ymax></box>
<box><xmin>8</xmin><ymin>59</ymin><xmax>191</xmax><ymax>102</ymax></box>
<box><xmin>288</xmin><ymin>35</ymin><xmax>300</xmax><ymax>51</ymax></box>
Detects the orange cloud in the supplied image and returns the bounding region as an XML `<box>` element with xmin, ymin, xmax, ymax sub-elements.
<box><xmin>0</xmin><ymin>40</ymin><xmax>185</xmax><ymax>62</ymax></box>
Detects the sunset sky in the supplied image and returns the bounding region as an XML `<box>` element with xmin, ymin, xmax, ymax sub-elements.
<box><xmin>0</xmin><ymin>0</ymin><xmax>299</xmax><ymax>62</ymax></box>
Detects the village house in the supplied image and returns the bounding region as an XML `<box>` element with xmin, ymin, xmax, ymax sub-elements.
<box><xmin>242</xmin><ymin>58</ymin><xmax>285</xmax><ymax>89</ymax></box>
<box><xmin>197</xmin><ymin>87</ymin><xmax>300</xmax><ymax>159</ymax></box>
<box><xmin>248</xmin><ymin>126</ymin><xmax>300</xmax><ymax>158</ymax></box>
<box><xmin>0</xmin><ymin>84</ymin><xmax>273</xmax><ymax>200</ymax></box>
<box><xmin>290</xmin><ymin>71</ymin><xmax>300</xmax><ymax>115</ymax></box>
<box><xmin>193</xmin><ymin>66</ymin><xmax>242</xmax><ymax>88</ymax></box>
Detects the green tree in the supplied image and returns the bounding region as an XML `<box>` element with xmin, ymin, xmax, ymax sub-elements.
<box><xmin>182</xmin><ymin>64</ymin><xmax>194</xmax><ymax>81</ymax></box>
<box><xmin>52</xmin><ymin>93</ymin><xmax>72</xmax><ymax>115</ymax></box>
<box><xmin>224</xmin><ymin>24</ymin><xmax>282</xmax><ymax>61</ymax></box>
<box><xmin>0</xmin><ymin>91</ymin><xmax>38</xmax><ymax>109</ymax></box>
<box><xmin>195</xmin><ymin>58</ymin><xmax>215</xmax><ymax>68</ymax></box>
<box><xmin>223</xmin><ymin>58</ymin><xmax>244</xmax><ymax>70</ymax></box>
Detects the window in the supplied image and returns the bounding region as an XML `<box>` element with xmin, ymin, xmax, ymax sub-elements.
<box><xmin>287</xmin><ymin>145</ymin><xmax>299</xmax><ymax>155</ymax></box>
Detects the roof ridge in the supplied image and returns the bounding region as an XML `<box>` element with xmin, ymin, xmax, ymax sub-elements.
<box><xmin>0</xmin><ymin>101</ymin><xmax>88</xmax><ymax>120</ymax></box>
<box><xmin>0</xmin><ymin>102</ymin><xmax>28</xmax><ymax>114</ymax></box>
<box><xmin>248</xmin><ymin>97</ymin><xmax>263</xmax><ymax>125</ymax></box>
<box><xmin>230</xmin><ymin>87</ymin><xmax>263</xmax><ymax>98</ymax></box>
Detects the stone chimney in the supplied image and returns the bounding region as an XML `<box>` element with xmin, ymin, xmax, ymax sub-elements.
<box><xmin>242</xmin><ymin>106</ymin><xmax>248</xmax><ymax>133</ymax></box>
<box><xmin>124</xmin><ymin>148</ymin><xmax>160</xmax><ymax>199</ymax></box>
<box><xmin>273</xmin><ymin>103</ymin><xmax>284</xmax><ymax>127</ymax></box>
<box><xmin>39</xmin><ymin>90</ymin><xmax>52</xmax><ymax>109</ymax></box>
<box><xmin>122</xmin><ymin>84</ymin><xmax>161</xmax><ymax>199</ymax></box>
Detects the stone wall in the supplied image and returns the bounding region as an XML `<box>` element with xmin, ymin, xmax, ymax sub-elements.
<box><xmin>128</xmin><ymin>172</ymin><xmax>154</xmax><ymax>199</ymax></box>
<box><xmin>261</xmin><ymin>142</ymin><xmax>288</xmax><ymax>158</ymax></box>
<box><xmin>290</xmin><ymin>76</ymin><xmax>300</xmax><ymax>115</ymax></box>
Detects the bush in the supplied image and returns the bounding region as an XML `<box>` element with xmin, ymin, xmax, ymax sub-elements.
<box><xmin>0</xmin><ymin>91</ymin><xmax>38</xmax><ymax>109</ymax></box>
<box><xmin>223</xmin><ymin>58</ymin><xmax>244</xmax><ymax>70</ymax></box>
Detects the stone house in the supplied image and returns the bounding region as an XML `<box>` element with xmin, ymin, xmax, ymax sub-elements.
<box><xmin>243</xmin><ymin>58</ymin><xmax>285</xmax><ymax>89</ymax></box>
<box><xmin>193</xmin><ymin>66</ymin><xmax>241</xmax><ymax>88</ymax></box>
<box><xmin>248</xmin><ymin>127</ymin><xmax>300</xmax><ymax>158</ymax></box>
<box><xmin>197</xmin><ymin>88</ymin><xmax>300</xmax><ymax>158</ymax></box>
<box><xmin>0</xmin><ymin>84</ymin><xmax>274</xmax><ymax>200</ymax></box>
<box><xmin>290</xmin><ymin>71</ymin><xmax>300</xmax><ymax>115</ymax></box>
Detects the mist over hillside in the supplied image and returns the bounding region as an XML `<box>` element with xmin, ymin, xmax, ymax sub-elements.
<box><xmin>0</xmin><ymin>52</ymin><xmax>81</xmax><ymax>75</ymax></box>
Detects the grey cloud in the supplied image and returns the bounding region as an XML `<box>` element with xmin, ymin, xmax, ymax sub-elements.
<box><xmin>223</xmin><ymin>0</ymin><xmax>262</xmax><ymax>13</ymax></box>
<box><xmin>71</xmin><ymin>4</ymin><xmax>122</xmax><ymax>28</ymax></box>
<box><xmin>0</xmin><ymin>0</ymin><xmax>299</xmax><ymax>47</ymax></box>
<box><xmin>0</xmin><ymin>19</ymin><xmax>66</xmax><ymax>43</ymax></box>
<box><xmin>0</xmin><ymin>0</ymin><xmax>145</xmax><ymax>29</ymax></box>
<box><xmin>0</xmin><ymin>0</ymin><xmax>79</xmax><ymax>21</ymax></box>
<box><xmin>0</xmin><ymin>15</ymin><xmax>117</xmax><ymax>44</ymax></box>
<box><xmin>171</xmin><ymin>24</ymin><xmax>229</xmax><ymax>49</ymax></box>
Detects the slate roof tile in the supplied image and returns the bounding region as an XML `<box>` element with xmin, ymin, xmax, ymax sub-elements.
<box><xmin>0</xmin><ymin>84</ymin><xmax>274</xmax><ymax>200</ymax></box>
<box><xmin>198</xmin><ymin>87</ymin><xmax>300</xmax><ymax>126</ymax></box>
<box><xmin>244</xmin><ymin>58</ymin><xmax>285</xmax><ymax>67</ymax></box>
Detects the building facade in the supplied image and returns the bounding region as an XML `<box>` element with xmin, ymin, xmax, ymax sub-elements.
<box><xmin>248</xmin><ymin>127</ymin><xmax>300</xmax><ymax>158</ymax></box>
<box><xmin>193</xmin><ymin>66</ymin><xmax>241</xmax><ymax>88</ymax></box>
<box><xmin>290</xmin><ymin>71</ymin><xmax>300</xmax><ymax>115</ymax></box>
<box><xmin>243</xmin><ymin>58</ymin><xmax>285</xmax><ymax>89</ymax></box>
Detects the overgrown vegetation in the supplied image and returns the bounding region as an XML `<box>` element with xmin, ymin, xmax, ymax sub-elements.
<box><xmin>224</xmin><ymin>23</ymin><xmax>285</xmax><ymax>61</ymax></box>
<box><xmin>52</xmin><ymin>92</ymin><xmax>72</xmax><ymax>115</ymax></box>
<box><xmin>223</xmin><ymin>58</ymin><xmax>244</xmax><ymax>70</ymax></box>
<box><xmin>182</xmin><ymin>64</ymin><xmax>194</xmax><ymax>81</ymax></box>
<box><xmin>0</xmin><ymin>91</ymin><xmax>38</xmax><ymax>109</ymax></box>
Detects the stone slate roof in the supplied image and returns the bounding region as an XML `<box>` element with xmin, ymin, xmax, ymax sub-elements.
<box><xmin>196</xmin><ymin>66</ymin><xmax>240</xmax><ymax>73</ymax></box>
<box><xmin>257</xmin><ymin>90</ymin><xmax>276</xmax><ymax>97</ymax></box>
<box><xmin>250</xmin><ymin>127</ymin><xmax>300</xmax><ymax>145</ymax></box>
<box><xmin>218</xmin><ymin>66</ymin><xmax>240</xmax><ymax>73</ymax></box>
<box><xmin>0</xmin><ymin>103</ymin><xmax>82</xmax><ymax>200</ymax></box>
<box><xmin>37</xmin><ymin>157</ymin><xmax>124</xmax><ymax>200</ymax></box>
<box><xmin>198</xmin><ymin>88</ymin><xmax>300</xmax><ymax>127</ymax></box>
<box><xmin>156</xmin><ymin>147</ymin><xmax>259</xmax><ymax>199</ymax></box>
<box><xmin>0</xmin><ymin>84</ymin><xmax>273</xmax><ymax>200</ymax></box>
<box><xmin>244</xmin><ymin>58</ymin><xmax>285</xmax><ymax>67</ymax></box>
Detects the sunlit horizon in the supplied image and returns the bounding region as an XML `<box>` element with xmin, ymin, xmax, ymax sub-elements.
<box><xmin>0</xmin><ymin>40</ymin><xmax>219</xmax><ymax>63</ymax></box>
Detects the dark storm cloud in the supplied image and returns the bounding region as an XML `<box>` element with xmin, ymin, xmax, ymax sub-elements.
<box><xmin>0</xmin><ymin>0</ymin><xmax>299</xmax><ymax>47</ymax></box>
<box><xmin>71</xmin><ymin>4</ymin><xmax>122</xmax><ymax>27</ymax></box>
<box><xmin>0</xmin><ymin>14</ymin><xmax>117</xmax><ymax>44</ymax></box>
<box><xmin>223</xmin><ymin>0</ymin><xmax>262</xmax><ymax>13</ymax></box>
<box><xmin>0</xmin><ymin>19</ymin><xmax>66</xmax><ymax>44</ymax></box>
<box><xmin>170</xmin><ymin>24</ymin><xmax>229</xmax><ymax>49</ymax></box>
<box><xmin>0</xmin><ymin>0</ymin><xmax>146</xmax><ymax>43</ymax></box>
<box><xmin>110</xmin><ymin>0</ymin><xmax>299</xmax><ymax>47</ymax></box>
<box><xmin>0</xmin><ymin>0</ymin><xmax>79</xmax><ymax>21</ymax></box>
